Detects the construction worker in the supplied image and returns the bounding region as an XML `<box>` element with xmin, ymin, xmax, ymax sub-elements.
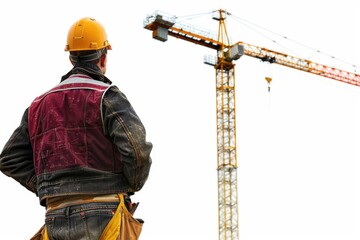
<box><xmin>0</xmin><ymin>17</ymin><xmax>152</xmax><ymax>239</ymax></box>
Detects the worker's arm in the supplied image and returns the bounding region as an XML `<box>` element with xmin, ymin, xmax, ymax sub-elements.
<box><xmin>102</xmin><ymin>86</ymin><xmax>152</xmax><ymax>192</ymax></box>
<box><xmin>0</xmin><ymin>109</ymin><xmax>37</xmax><ymax>194</ymax></box>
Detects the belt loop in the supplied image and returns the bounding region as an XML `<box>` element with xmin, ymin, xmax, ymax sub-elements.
<box><xmin>65</xmin><ymin>206</ymin><xmax>70</xmax><ymax>217</ymax></box>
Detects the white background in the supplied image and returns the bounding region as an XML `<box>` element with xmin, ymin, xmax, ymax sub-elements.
<box><xmin>0</xmin><ymin>0</ymin><xmax>359</xmax><ymax>239</ymax></box>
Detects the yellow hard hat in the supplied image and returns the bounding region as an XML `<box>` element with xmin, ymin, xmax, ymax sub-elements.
<box><xmin>65</xmin><ymin>17</ymin><xmax>112</xmax><ymax>52</ymax></box>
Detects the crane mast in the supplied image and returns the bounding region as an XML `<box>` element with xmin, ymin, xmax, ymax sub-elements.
<box><xmin>143</xmin><ymin>9</ymin><xmax>360</xmax><ymax>240</ymax></box>
<box><xmin>214</xmin><ymin>10</ymin><xmax>239</xmax><ymax>240</ymax></box>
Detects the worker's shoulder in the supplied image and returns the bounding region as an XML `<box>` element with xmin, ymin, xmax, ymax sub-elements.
<box><xmin>104</xmin><ymin>85</ymin><xmax>128</xmax><ymax>100</ymax></box>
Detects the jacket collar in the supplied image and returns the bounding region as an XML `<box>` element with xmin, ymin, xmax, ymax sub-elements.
<box><xmin>61</xmin><ymin>63</ymin><xmax>112</xmax><ymax>85</ymax></box>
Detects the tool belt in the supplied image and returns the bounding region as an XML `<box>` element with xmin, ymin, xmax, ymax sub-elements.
<box><xmin>30</xmin><ymin>194</ymin><xmax>143</xmax><ymax>240</ymax></box>
<box><xmin>46</xmin><ymin>193</ymin><xmax>121</xmax><ymax>211</ymax></box>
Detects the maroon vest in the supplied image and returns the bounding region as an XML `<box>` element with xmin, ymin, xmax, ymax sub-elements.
<box><xmin>28</xmin><ymin>74</ymin><xmax>122</xmax><ymax>175</ymax></box>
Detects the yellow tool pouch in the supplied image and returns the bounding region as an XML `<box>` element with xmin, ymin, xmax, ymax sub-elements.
<box><xmin>30</xmin><ymin>224</ymin><xmax>49</xmax><ymax>240</ymax></box>
<box><xmin>30</xmin><ymin>194</ymin><xmax>142</xmax><ymax>240</ymax></box>
<box><xmin>99</xmin><ymin>194</ymin><xmax>143</xmax><ymax>240</ymax></box>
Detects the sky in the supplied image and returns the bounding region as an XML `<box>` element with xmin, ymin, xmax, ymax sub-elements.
<box><xmin>0</xmin><ymin>0</ymin><xmax>359</xmax><ymax>239</ymax></box>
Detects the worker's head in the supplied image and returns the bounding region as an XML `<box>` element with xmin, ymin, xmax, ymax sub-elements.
<box><xmin>65</xmin><ymin>17</ymin><xmax>112</xmax><ymax>73</ymax></box>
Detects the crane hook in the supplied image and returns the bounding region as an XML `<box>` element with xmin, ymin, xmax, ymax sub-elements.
<box><xmin>265</xmin><ymin>77</ymin><xmax>272</xmax><ymax>92</ymax></box>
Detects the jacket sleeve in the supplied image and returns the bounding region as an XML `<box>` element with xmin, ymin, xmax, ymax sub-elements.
<box><xmin>102</xmin><ymin>86</ymin><xmax>152</xmax><ymax>192</ymax></box>
<box><xmin>0</xmin><ymin>109</ymin><xmax>37</xmax><ymax>194</ymax></box>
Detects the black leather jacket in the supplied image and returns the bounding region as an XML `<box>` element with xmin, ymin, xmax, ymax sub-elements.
<box><xmin>0</xmin><ymin>64</ymin><xmax>152</xmax><ymax>206</ymax></box>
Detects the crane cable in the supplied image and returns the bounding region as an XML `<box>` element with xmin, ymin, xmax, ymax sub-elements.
<box><xmin>228</xmin><ymin>14</ymin><xmax>359</xmax><ymax>73</ymax></box>
<box><xmin>174</xmin><ymin>11</ymin><xmax>214</xmax><ymax>23</ymax></box>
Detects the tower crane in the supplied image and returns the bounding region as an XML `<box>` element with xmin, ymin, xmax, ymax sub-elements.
<box><xmin>143</xmin><ymin>9</ymin><xmax>360</xmax><ymax>240</ymax></box>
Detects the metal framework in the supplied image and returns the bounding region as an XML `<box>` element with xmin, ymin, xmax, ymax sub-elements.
<box><xmin>216</xmin><ymin>61</ymin><xmax>238</xmax><ymax>240</ymax></box>
<box><xmin>215</xmin><ymin>10</ymin><xmax>239</xmax><ymax>240</ymax></box>
<box><xmin>143</xmin><ymin>9</ymin><xmax>360</xmax><ymax>240</ymax></box>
